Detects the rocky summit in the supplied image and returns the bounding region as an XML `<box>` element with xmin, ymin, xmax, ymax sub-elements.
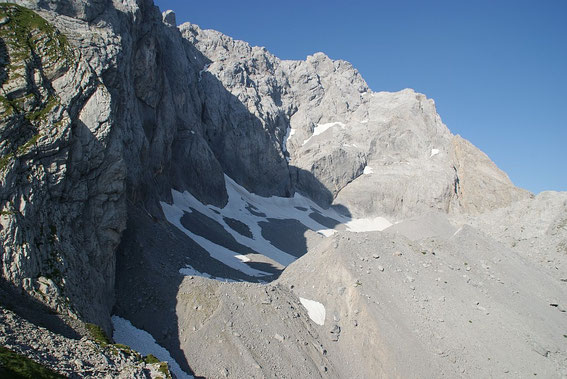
<box><xmin>0</xmin><ymin>1</ymin><xmax>565</xmax><ymax>378</ymax></box>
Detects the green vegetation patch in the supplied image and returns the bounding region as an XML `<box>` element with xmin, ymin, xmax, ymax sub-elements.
<box><xmin>0</xmin><ymin>152</ymin><xmax>13</xmax><ymax>171</ymax></box>
<box><xmin>0</xmin><ymin>3</ymin><xmax>66</xmax><ymax>128</ymax></box>
<box><xmin>159</xmin><ymin>362</ymin><xmax>172</xmax><ymax>379</ymax></box>
<box><xmin>111</xmin><ymin>343</ymin><xmax>143</xmax><ymax>361</ymax></box>
<box><xmin>25</xmin><ymin>96</ymin><xmax>57</xmax><ymax>122</ymax></box>
<box><xmin>144</xmin><ymin>354</ymin><xmax>160</xmax><ymax>364</ymax></box>
<box><xmin>0</xmin><ymin>345</ymin><xmax>64</xmax><ymax>379</ymax></box>
<box><xmin>85</xmin><ymin>323</ymin><xmax>111</xmax><ymax>345</ymax></box>
<box><xmin>0</xmin><ymin>132</ymin><xmax>39</xmax><ymax>172</ymax></box>
<box><xmin>15</xmin><ymin>133</ymin><xmax>39</xmax><ymax>155</ymax></box>
<box><xmin>0</xmin><ymin>3</ymin><xmax>73</xmax><ymax>64</ymax></box>
<box><xmin>0</xmin><ymin>5</ymin><xmax>68</xmax><ymax>174</ymax></box>
<box><xmin>0</xmin><ymin>95</ymin><xmax>17</xmax><ymax>117</ymax></box>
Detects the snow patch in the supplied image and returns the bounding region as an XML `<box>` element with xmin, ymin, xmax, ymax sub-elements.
<box><xmin>282</xmin><ymin>126</ymin><xmax>293</xmax><ymax>153</ymax></box>
<box><xmin>178</xmin><ymin>265</ymin><xmax>239</xmax><ymax>282</ymax></box>
<box><xmin>430</xmin><ymin>148</ymin><xmax>439</xmax><ymax>157</ymax></box>
<box><xmin>363</xmin><ymin>166</ymin><xmax>373</xmax><ymax>175</ymax></box>
<box><xmin>179</xmin><ymin>265</ymin><xmax>212</xmax><ymax>278</ymax></box>
<box><xmin>112</xmin><ymin>316</ymin><xmax>193</xmax><ymax>379</ymax></box>
<box><xmin>161</xmin><ymin>175</ymin><xmax>343</xmax><ymax>270</ymax></box>
<box><xmin>198</xmin><ymin>63</ymin><xmax>211</xmax><ymax>81</ymax></box>
<box><xmin>223</xmin><ymin>175</ymin><xmax>339</xmax><ymax>241</ymax></box>
<box><xmin>299</xmin><ymin>297</ymin><xmax>326</xmax><ymax>326</ymax></box>
<box><xmin>161</xmin><ymin>199</ymin><xmax>272</xmax><ymax>277</ymax></box>
<box><xmin>303</xmin><ymin>122</ymin><xmax>345</xmax><ymax>145</ymax></box>
<box><xmin>345</xmin><ymin>216</ymin><xmax>392</xmax><ymax>232</ymax></box>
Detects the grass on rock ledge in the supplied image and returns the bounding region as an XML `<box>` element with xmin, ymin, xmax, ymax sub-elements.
<box><xmin>0</xmin><ymin>346</ymin><xmax>64</xmax><ymax>379</ymax></box>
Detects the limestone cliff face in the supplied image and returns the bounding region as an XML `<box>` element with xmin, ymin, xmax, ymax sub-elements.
<box><xmin>0</xmin><ymin>2</ymin><xmax>125</xmax><ymax>331</ymax></box>
<box><xmin>183</xmin><ymin>23</ymin><xmax>530</xmax><ymax>218</ymax></box>
<box><xmin>450</xmin><ymin>135</ymin><xmax>531</xmax><ymax>214</ymax></box>
<box><xmin>0</xmin><ymin>0</ymin><xmax>530</xmax><ymax>332</ymax></box>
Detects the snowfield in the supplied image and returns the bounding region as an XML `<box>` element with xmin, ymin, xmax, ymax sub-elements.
<box><xmin>161</xmin><ymin>175</ymin><xmax>394</xmax><ymax>279</ymax></box>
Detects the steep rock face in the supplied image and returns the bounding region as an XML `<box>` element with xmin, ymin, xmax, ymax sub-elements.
<box><xmin>182</xmin><ymin>24</ymin><xmax>530</xmax><ymax>218</ymax></box>
<box><xmin>0</xmin><ymin>3</ymin><xmax>125</xmax><ymax>331</ymax></box>
<box><xmin>450</xmin><ymin>134</ymin><xmax>531</xmax><ymax>214</ymax></box>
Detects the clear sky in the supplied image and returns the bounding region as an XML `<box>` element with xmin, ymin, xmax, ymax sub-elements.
<box><xmin>155</xmin><ymin>0</ymin><xmax>566</xmax><ymax>194</ymax></box>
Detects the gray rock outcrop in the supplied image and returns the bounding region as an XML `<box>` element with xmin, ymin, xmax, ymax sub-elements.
<box><xmin>0</xmin><ymin>2</ymin><xmax>125</xmax><ymax>332</ymax></box>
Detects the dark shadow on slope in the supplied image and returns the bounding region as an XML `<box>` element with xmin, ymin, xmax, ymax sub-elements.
<box><xmin>0</xmin><ymin>277</ymin><xmax>80</xmax><ymax>339</ymax></box>
<box><xmin>308</xmin><ymin>211</ymin><xmax>342</xmax><ymax>229</ymax></box>
<box><xmin>258</xmin><ymin>218</ymin><xmax>309</xmax><ymax>258</ymax></box>
<box><xmin>223</xmin><ymin>216</ymin><xmax>253</xmax><ymax>238</ymax></box>
<box><xmin>180</xmin><ymin>209</ymin><xmax>260</xmax><ymax>256</ymax></box>
<box><xmin>245</xmin><ymin>203</ymin><xmax>267</xmax><ymax>217</ymax></box>
<box><xmin>244</xmin><ymin>261</ymin><xmax>282</xmax><ymax>276</ymax></box>
<box><xmin>0</xmin><ymin>37</ymin><xmax>8</xmax><ymax>86</ymax></box>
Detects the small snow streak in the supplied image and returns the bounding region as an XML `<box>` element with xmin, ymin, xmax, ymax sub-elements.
<box><xmin>303</xmin><ymin>122</ymin><xmax>345</xmax><ymax>145</ymax></box>
<box><xmin>299</xmin><ymin>297</ymin><xmax>326</xmax><ymax>325</ymax></box>
<box><xmin>345</xmin><ymin>216</ymin><xmax>392</xmax><ymax>232</ymax></box>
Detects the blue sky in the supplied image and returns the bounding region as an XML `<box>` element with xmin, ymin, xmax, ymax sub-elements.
<box><xmin>155</xmin><ymin>0</ymin><xmax>566</xmax><ymax>193</ymax></box>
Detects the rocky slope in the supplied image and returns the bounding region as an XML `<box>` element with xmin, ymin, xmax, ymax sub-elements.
<box><xmin>170</xmin><ymin>223</ymin><xmax>566</xmax><ymax>378</ymax></box>
<box><xmin>0</xmin><ymin>307</ymin><xmax>169</xmax><ymax>378</ymax></box>
<box><xmin>0</xmin><ymin>1</ymin><xmax>565</xmax><ymax>378</ymax></box>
